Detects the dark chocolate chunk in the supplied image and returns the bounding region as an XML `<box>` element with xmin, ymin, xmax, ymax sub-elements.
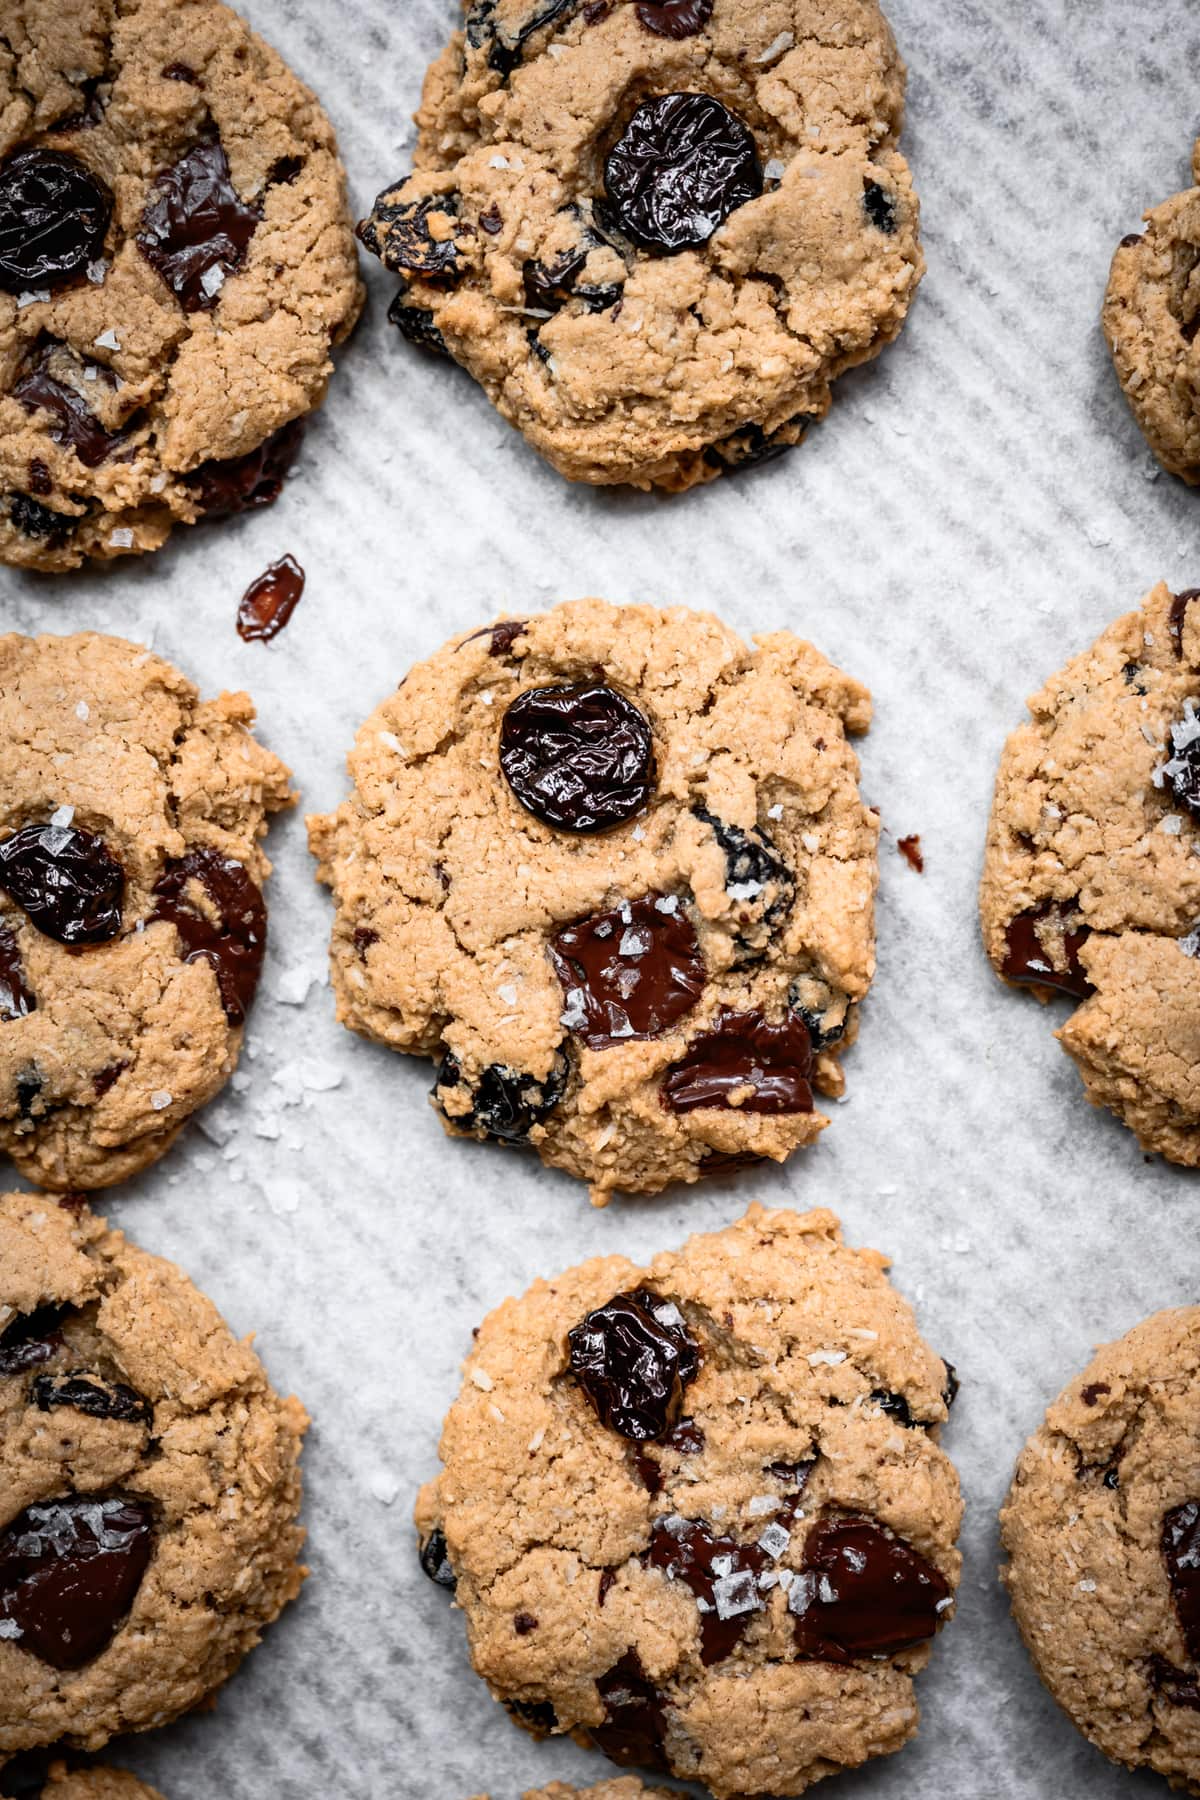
<box><xmin>604</xmin><ymin>93</ymin><xmax>762</xmax><ymax>254</ymax></box>
<box><xmin>522</xmin><ymin>211</ymin><xmax>625</xmax><ymax>315</ymax></box>
<box><xmin>1149</xmin><ymin>1655</ymin><xmax>1200</xmax><ymax>1710</ymax></box>
<box><xmin>1161</xmin><ymin>708</ymin><xmax>1200</xmax><ymax>821</ymax></box>
<box><xmin>150</xmin><ymin>849</ymin><xmax>267</xmax><ymax>1026</ymax></box>
<box><xmin>1169</xmin><ymin>590</ymin><xmax>1200</xmax><ymax>658</ymax></box>
<box><xmin>137</xmin><ymin>133</ymin><xmax>261</xmax><ymax>312</ymax></box>
<box><xmin>766</xmin><ymin>1457</ymin><xmax>816</xmax><ymax>1489</ymax></box>
<box><xmin>1081</xmin><ymin>1382</ymin><xmax>1110</xmax><ymax>1406</ymax></box>
<box><xmin>942</xmin><ymin>1362</ymin><xmax>960</xmax><ymax>1410</ymax></box>
<box><xmin>0</xmin><ymin>922</ymin><xmax>35</xmax><ymax>1021</ymax></box>
<box><xmin>359</xmin><ymin>192</ymin><xmax>465</xmax><ymax>284</ymax></box>
<box><xmin>352</xmin><ymin>926</ymin><xmax>378</xmax><ymax>959</ymax></box>
<box><xmin>9</xmin><ymin>493</ymin><xmax>76</xmax><ymax>542</ymax></box>
<box><xmin>644</xmin><ymin>1513</ymin><xmax>768</xmax><ymax>1663</ymax></box>
<box><xmin>0</xmin><ymin>1304</ymin><xmax>69</xmax><ymax>1377</ymax></box>
<box><xmin>27</xmin><ymin>459</ymin><xmax>52</xmax><ymax>497</ymax></box>
<box><xmin>0</xmin><ymin>823</ymin><xmax>124</xmax><ymax>945</ymax></box>
<box><xmin>236</xmin><ymin>553</ymin><xmax>305</xmax><ymax>643</ymax></box>
<box><xmin>0</xmin><ymin>148</ymin><xmax>112</xmax><ymax>295</ymax></box>
<box><xmin>162</xmin><ymin>62</ymin><xmax>200</xmax><ymax>83</ymax></box>
<box><xmin>1001</xmin><ymin>904</ymin><xmax>1093</xmax><ymax>999</ymax></box>
<box><xmin>692</xmin><ymin>805</ymin><xmax>794</xmax><ymax>955</ymax></box>
<box><xmin>30</xmin><ymin>1372</ymin><xmax>151</xmax><ymax>1426</ymax></box>
<box><xmin>703</xmin><ymin>415</ymin><xmax>813</xmax><ymax>472</ymax></box>
<box><xmin>636</xmin><ymin>0</ymin><xmax>713</xmax><ymax>36</ymax></box>
<box><xmin>549</xmin><ymin>894</ymin><xmax>705</xmax><ymax>1048</ymax></box>
<box><xmin>418</xmin><ymin>1527</ymin><xmax>457</xmax><ymax>1590</ymax></box>
<box><xmin>598</xmin><ymin>1567</ymin><xmax>617</xmax><ymax>1605</ymax></box>
<box><xmin>466</xmin><ymin>0</ymin><xmax>582</xmax><ymax>76</ymax></box>
<box><xmin>433</xmin><ymin>1052</ymin><xmax>567</xmax><ymax>1144</ymax></box>
<box><xmin>15</xmin><ymin>1066</ymin><xmax>43</xmax><ymax>1119</ymax></box>
<box><xmin>1163</xmin><ymin>1501</ymin><xmax>1200</xmax><ymax>1660</ymax></box>
<box><xmin>588</xmin><ymin>1652</ymin><xmax>670</xmax><ymax>1770</ymax></box>
<box><xmin>667</xmin><ymin>1416</ymin><xmax>705</xmax><ymax>1454</ymax></box>
<box><xmin>791</xmin><ymin>1514</ymin><xmax>951</xmax><ymax>1663</ymax></box>
<box><xmin>458</xmin><ymin>618</ymin><xmax>529</xmax><ymax>657</ymax></box>
<box><xmin>568</xmin><ymin>1287</ymin><xmax>699</xmax><ymax>1442</ymax></box>
<box><xmin>387</xmin><ymin>291</ymin><xmax>449</xmax><ymax>354</ymax></box>
<box><xmin>505</xmin><ymin>1698</ymin><xmax>559</xmax><ymax>1733</ymax></box>
<box><xmin>513</xmin><ymin>1610</ymin><xmax>539</xmax><ymax>1634</ymax></box>
<box><xmin>500</xmin><ymin>681</ymin><xmax>654</xmax><ymax>833</ymax></box>
<box><xmin>863</xmin><ymin>179</ymin><xmax>897</xmax><ymax>233</ymax></box>
<box><xmin>661</xmin><ymin>1007</ymin><xmax>813</xmax><ymax>1115</ymax></box>
<box><xmin>871</xmin><ymin>1390</ymin><xmax>917</xmax><ymax>1427</ymax></box>
<box><xmin>92</xmin><ymin>1060</ymin><xmax>127</xmax><ymax>1099</ymax></box>
<box><xmin>185</xmin><ymin>417</ymin><xmax>305</xmax><ymax>518</ymax></box>
<box><xmin>0</xmin><ymin>1494</ymin><xmax>154</xmax><ymax>1668</ymax></box>
<box><xmin>13</xmin><ymin>355</ymin><xmax>126</xmax><ymax>469</ymax></box>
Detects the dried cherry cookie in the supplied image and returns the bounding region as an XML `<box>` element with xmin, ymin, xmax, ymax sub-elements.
<box><xmin>1</xmin><ymin>1765</ymin><xmax>163</xmax><ymax>1800</ymax></box>
<box><xmin>358</xmin><ymin>0</ymin><xmax>923</xmax><ymax>491</ymax></box>
<box><xmin>470</xmin><ymin>1783</ymin><xmax>672</xmax><ymax>1800</ymax></box>
<box><xmin>417</xmin><ymin>1205</ymin><xmax>962</xmax><ymax>1798</ymax></box>
<box><xmin>308</xmin><ymin>599</ymin><xmax>878</xmax><ymax>1201</ymax></box>
<box><xmin>0</xmin><ymin>0</ymin><xmax>363</xmax><ymax>573</ymax></box>
<box><xmin>0</xmin><ymin>631</ymin><xmax>292</xmax><ymax>1191</ymax></box>
<box><xmin>1001</xmin><ymin>1309</ymin><xmax>1200</xmax><ymax>1793</ymax></box>
<box><xmin>980</xmin><ymin>581</ymin><xmax>1200</xmax><ymax>1166</ymax></box>
<box><xmin>0</xmin><ymin>1192</ymin><xmax>307</xmax><ymax>1759</ymax></box>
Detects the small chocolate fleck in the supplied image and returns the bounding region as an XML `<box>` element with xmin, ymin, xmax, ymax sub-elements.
<box><xmin>161</xmin><ymin>62</ymin><xmax>200</xmax><ymax>83</ymax></box>
<box><xmin>863</xmin><ymin>178</ymin><xmax>897</xmax><ymax>233</ymax></box>
<box><xmin>26</xmin><ymin>459</ymin><xmax>51</xmax><ymax>497</ymax></box>
<box><xmin>1169</xmin><ymin>591</ymin><xmax>1200</xmax><ymax>657</ymax></box>
<box><xmin>513</xmin><ymin>1610</ymin><xmax>539</xmax><ymax>1634</ymax></box>
<box><xmin>1081</xmin><ymin>1382</ymin><xmax>1110</xmax><ymax>1406</ymax></box>
<box><xmin>92</xmin><ymin>1060</ymin><xmax>127</xmax><ymax>1099</ymax></box>
<box><xmin>598</xmin><ymin>1567</ymin><xmax>617</xmax><ymax>1605</ymax></box>
<box><xmin>1149</xmin><ymin>1655</ymin><xmax>1200</xmax><ymax>1709</ymax></box>
<box><xmin>418</xmin><ymin>1527</ymin><xmax>457</xmax><ymax>1590</ymax></box>
<box><xmin>897</xmin><ymin>834</ymin><xmax>924</xmax><ymax>872</ymax></box>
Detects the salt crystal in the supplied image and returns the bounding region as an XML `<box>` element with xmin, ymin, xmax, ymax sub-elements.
<box><xmin>480</xmin><ymin>689</ymin><xmax>494</xmax><ymax>706</ymax></box>
<box><xmin>0</xmin><ymin>1621</ymin><xmax>21</xmax><ymax>1639</ymax></box>
<box><xmin>471</xmin><ymin>1368</ymin><xmax>494</xmax><ymax>1391</ymax></box>
<box><xmin>632</xmin><ymin>825</ymin><xmax>645</xmax><ymax>841</ymax></box>
<box><xmin>231</xmin><ymin>1070</ymin><xmax>252</xmax><ymax>1093</ymax></box>
<box><xmin>727</xmin><ymin>879</ymin><xmax>764</xmax><ymax>901</ymax></box>
<box><xmin>1180</xmin><ymin>928</ymin><xmax>1200</xmax><ymax>958</ymax></box>
<box><xmin>1077</xmin><ymin>1578</ymin><xmax>1097</xmax><ymax>1593</ymax></box>
<box><xmin>149</xmin><ymin>471</ymin><xmax>168</xmax><ymax>493</ymax></box>
<box><xmin>49</xmin><ymin>804</ymin><xmax>75</xmax><ymax>828</ymax></box>
<box><xmin>652</xmin><ymin>1300</ymin><xmax>684</xmax><ymax>1330</ymax></box>
<box><xmin>497</xmin><ymin>982</ymin><xmax>518</xmax><ymax>1006</ymax></box>
<box><xmin>1161</xmin><ymin>814</ymin><xmax>1183</xmax><ymax>835</ymax></box>
<box><xmin>746</xmin><ymin>1495</ymin><xmax>780</xmax><ymax>1516</ymax></box>
<box><xmin>93</xmin><ymin>328</ymin><xmax>121</xmax><ymax>351</ymax></box>
<box><xmin>713</xmin><ymin>1571</ymin><xmax>761</xmax><ymax>1619</ymax></box>
<box><xmin>75</xmin><ymin>701</ymin><xmax>89</xmax><ymax>722</ymax></box>
<box><xmin>378</xmin><ymin>731</ymin><xmax>406</xmax><ymax>754</ymax></box>
<box><xmin>87</xmin><ymin>259</ymin><xmax>107</xmax><ymax>285</ymax></box>
<box><xmin>83</xmin><ymin>365</ymin><xmax>98</xmax><ymax>381</ymax></box>
<box><xmin>17</xmin><ymin>289</ymin><xmax>50</xmax><ymax>309</ymax></box>
<box><xmin>767</xmin><ymin>803</ymin><xmax>784</xmax><ymax>819</ymax></box>
<box><xmin>764</xmin><ymin>158</ymin><xmax>786</xmax><ymax>182</ymax></box>
<box><xmin>619</xmin><ymin>927</ymin><xmax>651</xmax><ymax>957</ymax></box>
<box><xmin>807</xmin><ymin>1348</ymin><xmax>846</xmax><ymax>1366</ymax></box>
<box><xmin>489</xmin><ymin>154</ymin><xmax>510</xmax><ymax>169</ymax></box>
<box><xmin>758</xmin><ymin>1522</ymin><xmax>791</xmax><ymax>1560</ymax></box>
<box><xmin>109</xmin><ymin>527</ymin><xmax>135</xmax><ymax>548</ymax></box>
<box><xmin>801</xmin><ymin>832</ymin><xmax>820</xmax><ymax>853</ymax></box>
<box><xmin>654</xmin><ymin>895</ymin><xmax>679</xmax><ymax>915</ymax></box>
<box><xmin>150</xmin><ymin>1090</ymin><xmax>173</xmax><ymax>1111</ymax></box>
<box><xmin>275</xmin><ymin>966</ymin><xmax>314</xmax><ymax>1006</ymax></box>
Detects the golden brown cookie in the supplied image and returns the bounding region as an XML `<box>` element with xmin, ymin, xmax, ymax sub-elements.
<box><xmin>308</xmin><ymin>599</ymin><xmax>878</xmax><ymax>1201</ymax></box>
<box><xmin>419</xmin><ymin>1205</ymin><xmax>962</xmax><ymax>1798</ymax></box>
<box><xmin>358</xmin><ymin>0</ymin><xmax>922</xmax><ymax>490</ymax></box>
<box><xmin>0</xmin><ymin>0</ymin><xmax>363</xmax><ymax>572</ymax></box>
<box><xmin>0</xmin><ymin>1193</ymin><xmax>307</xmax><ymax>1759</ymax></box>
<box><xmin>980</xmin><ymin>582</ymin><xmax>1200</xmax><ymax>1164</ymax></box>
<box><xmin>0</xmin><ymin>631</ymin><xmax>292</xmax><ymax>1191</ymax></box>
<box><xmin>469</xmin><ymin>1783</ymin><xmax>673</xmax><ymax>1800</ymax></box>
<box><xmin>1001</xmin><ymin>1308</ymin><xmax>1200</xmax><ymax>1794</ymax></box>
<box><xmin>1</xmin><ymin>1764</ymin><xmax>166</xmax><ymax>1800</ymax></box>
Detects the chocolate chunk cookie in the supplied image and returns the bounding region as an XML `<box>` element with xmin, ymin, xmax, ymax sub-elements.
<box><xmin>0</xmin><ymin>0</ymin><xmax>363</xmax><ymax>572</ymax></box>
<box><xmin>358</xmin><ymin>0</ymin><xmax>922</xmax><ymax>490</ymax></box>
<box><xmin>418</xmin><ymin>1206</ymin><xmax>961</xmax><ymax>1798</ymax></box>
<box><xmin>0</xmin><ymin>1192</ymin><xmax>307</xmax><ymax>1759</ymax></box>
<box><xmin>471</xmin><ymin>1784</ymin><xmax>671</xmax><ymax>1800</ymax></box>
<box><xmin>0</xmin><ymin>631</ymin><xmax>292</xmax><ymax>1190</ymax></box>
<box><xmin>308</xmin><ymin>599</ymin><xmax>878</xmax><ymax>1201</ymax></box>
<box><xmin>1</xmin><ymin>1765</ymin><xmax>163</xmax><ymax>1800</ymax></box>
<box><xmin>980</xmin><ymin>582</ymin><xmax>1200</xmax><ymax>1165</ymax></box>
<box><xmin>1002</xmin><ymin>1308</ymin><xmax>1200</xmax><ymax>1794</ymax></box>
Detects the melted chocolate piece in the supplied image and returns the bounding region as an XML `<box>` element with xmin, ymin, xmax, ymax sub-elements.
<box><xmin>897</xmin><ymin>834</ymin><xmax>924</xmax><ymax>872</ymax></box>
<box><xmin>667</xmin><ymin>1416</ymin><xmax>704</xmax><ymax>1454</ymax></box>
<box><xmin>433</xmin><ymin>1052</ymin><xmax>567</xmax><ymax>1144</ymax></box>
<box><xmin>644</xmin><ymin>1514</ymin><xmax>768</xmax><ymax>1663</ymax></box>
<box><xmin>1161</xmin><ymin>709</ymin><xmax>1200</xmax><ymax>821</ymax></box>
<box><xmin>137</xmin><ymin>133</ymin><xmax>261</xmax><ymax>312</ymax></box>
<box><xmin>636</xmin><ymin>0</ymin><xmax>713</xmax><ymax>36</ymax></box>
<box><xmin>549</xmin><ymin>895</ymin><xmax>705</xmax><ymax>1048</ymax></box>
<box><xmin>93</xmin><ymin>1060</ymin><xmax>128</xmax><ymax>1099</ymax></box>
<box><xmin>185</xmin><ymin>417</ymin><xmax>305</xmax><ymax>518</ymax></box>
<box><xmin>1163</xmin><ymin>1501</ymin><xmax>1200</xmax><ymax>1659</ymax></box>
<box><xmin>13</xmin><ymin>357</ymin><xmax>126</xmax><ymax>468</ymax></box>
<box><xmin>589</xmin><ymin>1652</ymin><xmax>670</xmax><ymax>1770</ymax></box>
<box><xmin>0</xmin><ymin>1304</ymin><xmax>69</xmax><ymax>1377</ymax></box>
<box><xmin>522</xmin><ymin>214</ymin><xmax>624</xmax><ymax>315</ymax></box>
<box><xmin>598</xmin><ymin>1567</ymin><xmax>617</xmax><ymax>1605</ymax></box>
<box><xmin>699</xmin><ymin>1147</ymin><xmax>767</xmax><ymax>1177</ymax></box>
<box><xmin>1001</xmin><ymin>904</ymin><xmax>1093</xmax><ymax>999</ymax></box>
<box><xmin>0</xmin><ymin>1494</ymin><xmax>154</xmax><ymax>1668</ymax></box>
<box><xmin>791</xmin><ymin>1514</ymin><xmax>950</xmax><ymax>1663</ymax></box>
<box><xmin>1149</xmin><ymin>1655</ymin><xmax>1200</xmax><ymax>1709</ymax></box>
<box><xmin>500</xmin><ymin>681</ymin><xmax>655</xmax><ymax>833</ymax></box>
<box><xmin>30</xmin><ymin>1372</ymin><xmax>151</xmax><ymax>1426</ymax></box>
<box><xmin>387</xmin><ymin>291</ymin><xmax>449</xmax><ymax>354</ymax></box>
<box><xmin>237</xmin><ymin>554</ymin><xmax>305</xmax><ymax>643</ymax></box>
<box><xmin>661</xmin><ymin>1008</ymin><xmax>813</xmax><ymax>1115</ymax></box>
<box><xmin>0</xmin><ymin>922</ymin><xmax>34</xmax><ymax>1021</ymax></box>
<box><xmin>9</xmin><ymin>494</ymin><xmax>74</xmax><ymax>541</ymax></box>
<box><xmin>418</xmin><ymin>1527</ymin><xmax>457</xmax><ymax>1590</ymax></box>
<box><xmin>466</xmin><ymin>0</ymin><xmax>582</xmax><ymax>76</ymax></box>
<box><xmin>150</xmin><ymin>850</ymin><xmax>267</xmax><ymax>1026</ymax></box>
<box><xmin>604</xmin><ymin>93</ymin><xmax>762</xmax><ymax>254</ymax></box>
<box><xmin>630</xmin><ymin>1416</ymin><xmax>704</xmax><ymax>1492</ymax></box>
<box><xmin>863</xmin><ymin>179</ymin><xmax>898</xmax><ymax>233</ymax></box>
<box><xmin>1170</xmin><ymin>590</ymin><xmax>1200</xmax><ymax>658</ymax></box>
<box><xmin>359</xmin><ymin>192</ymin><xmax>465</xmax><ymax>283</ymax></box>
<box><xmin>569</xmin><ymin>1288</ymin><xmax>699</xmax><ymax>1442</ymax></box>
<box><xmin>0</xmin><ymin>149</ymin><xmax>112</xmax><ymax>295</ymax></box>
<box><xmin>766</xmin><ymin>1457</ymin><xmax>816</xmax><ymax>1489</ymax></box>
<box><xmin>0</xmin><ymin>824</ymin><xmax>124</xmax><ymax>945</ymax></box>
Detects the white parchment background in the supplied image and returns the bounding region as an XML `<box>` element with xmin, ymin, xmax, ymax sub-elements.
<box><xmin>3</xmin><ymin>1</ymin><xmax>1200</xmax><ymax>1795</ymax></box>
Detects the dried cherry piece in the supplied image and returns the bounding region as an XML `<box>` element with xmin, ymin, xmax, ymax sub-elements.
<box><xmin>872</xmin><ymin>1390</ymin><xmax>919</xmax><ymax>1427</ymax></box>
<box><xmin>549</xmin><ymin>894</ymin><xmax>705</xmax><ymax>1048</ymax></box>
<box><xmin>661</xmin><ymin>1008</ymin><xmax>813</xmax><ymax>1115</ymax></box>
<box><xmin>568</xmin><ymin>1287</ymin><xmax>699</xmax><ymax>1442</ymax></box>
<box><xmin>237</xmin><ymin>554</ymin><xmax>305</xmax><ymax>643</ymax></box>
<box><xmin>1161</xmin><ymin>706</ymin><xmax>1200</xmax><ymax>821</ymax></box>
<box><xmin>863</xmin><ymin>179</ymin><xmax>897</xmax><ymax>233</ymax></box>
<box><xmin>387</xmin><ymin>291</ymin><xmax>449</xmax><ymax>355</ymax></box>
<box><xmin>185</xmin><ymin>417</ymin><xmax>305</xmax><ymax>518</ymax></box>
<box><xmin>8</xmin><ymin>495</ymin><xmax>74</xmax><ymax>541</ymax></box>
<box><xmin>604</xmin><ymin>93</ymin><xmax>762</xmax><ymax>254</ymax></box>
<box><xmin>1149</xmin><ymin>1655</ymin><xmax>1200</xmax><ymax>1709</ymax></box>
<box><xmin>636</xmin><ymin>0</ymin><xmax>713</xmax><ymax>36</ymax></box>
<box><xmin>0</xmin><ymin>922</ymin><xmax>34</xmax><ymax>1021</ymax></box>
<box><xmin>703</xmin><ymin>415</ymin><xmax>813</xmax><ymax>473</ymax></box>
<box><xmin>13</xmin><ymin>357</ymin><xmax>126</xmax><ymax>469</ymax></box>
<box><xmin>0</xmin><ymin>149</ymin><xmax>112</xmax><ymax>295</ymax></box>
<box><xmin>589</xmin><ymin>1652</ymin><xmax>670</xmax><ymax>1770</ymax></box>
<box><xmin>692</xmin><ymin>805</ymin><xmax>794</xmax><ymax>954</ymax></box>
<box><xmin>0</xmin><ymin>1494</ymin><xmax>154</xmax><ymax>1668</ymax></box>
<box><xmin>418</xmin><ymin>1527</ymin><xmax>457</xmax><ymax>1590</ymax></box>
<box><xmin>30</xmin><ymin>1372</ymin><xmax>151</xmax><ymax>1426</ymax></box>
<box><xmin>500</xmin><ymin>681</ymin><xmax>654</xmax><ymax>833</ymax></box>
<box><xmin>433</xmin><ymin>1052</ymin><xmax>567</xmax><ymax>1144</ymax></box>
<box><xmin>644</xmin><ymin>1514</ymin><xmax>768</xmax><ymax>1663</ymax></box>
<box><xmin>466</xmin><ymin>0</ymin><xmax>581</xmax><ymax>76</ymax></box>
<box><xmin>942</xmin><ymin>1362</ymin><xmax>960</xmax><ymax>1410</ymax></box>
<box><xmin>137</xmin><ymin>133</ymin><xmax>261</xmax><ymax>312</ymax></box>
<box><xmin>150</xmin><ymin>849</ymin><xmax>267</xmax><ymax>1026</ymax></box>
<box><xmin>1001</xmin><ymin>904</ymin><xmax>1092</xmax><ymax>999</ymax></box>
<box><xmin>790</xmin><ymin>1514</ymin><xmax>951</xmax><ymax>1662</ymax></box>
<box><xmin>0</xmin><ymin>1304</ymin><xmax>69</xmax><ymax>1377</ymax></box>
<box><xmin>505</xmin><ymin>1698</ymin><xmax>558</xmax><ymax>1733</ymax></box>
<box><xmin>1163</xmin><ymin>1501</ymin><xmax>1200</xmax><ymax>1659</ymax></box>
<box><xmin>523</xmin><ymin>247</ymin><xmax>622</xmax><ymax>316</ymax></box>
<box><xmin>0</xmin><ymin>824</ymin><xmax>124</xmax><ymax>945</ymax></box>
<box><xmin>359</xmin><ymin>192</ymin><xmax>465</xmax><ymax>284</ymax></box>
<box><xmin>1169</xmin><ymin>590</ymin><xmax>1200</xmax><ymax>657</ymax></box>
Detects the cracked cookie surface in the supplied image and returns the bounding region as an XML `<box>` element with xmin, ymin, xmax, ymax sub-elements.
<box><xmin>308</xmin><ymin>599</ymin><xmax>878</xmax><ymax>1201</ymax></box>
<box><xmin>0</xmin><ymin>631</ymin><xmax>292</xmax><ymax>1191</ymax></box>
<box><xmin>0</xmin><ymin>0</ymin><xmax>363</xmax><ymax>572</ymax></box>
<box><xmin>418</xmin><ymin>1205</ymin><xmax>962</xmax><ymax>1798</ymax></box>
<box><xmin>0</xmin><ymin>1193</ymin><xmax>307</xmax><ymax>1759</ymax></box>
<box><xmin>359</xmin><ymin>0</ymin><xmax>922</xmax><ymax>491</ymax></box>
<box><xmin>980</xmin><ymin>582</ymin><xmax>1200</xmax><ymax>1165</ymax></box>
<box><xmin>1001</xmin><ymin>1308</ymin><xmax>1200</xmax><ymax>1794</ymax></box>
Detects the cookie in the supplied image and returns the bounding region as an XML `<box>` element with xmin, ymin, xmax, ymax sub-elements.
<box><xmin>470</xmin><ymin>1783</ymin><xmax>671</xmax><ymax>1800</ymax></box>
<box><xmin>0</xmin><ymin>631</ymin><xmax>292</xmax><ymax>1191</ymax></box>
<box><xmin>0</xmin><ymin>1193</ymin><xmax>307</xmax><ymax>1759</ymax></box>
<box><xmin>358</xmin><ymin>0</ymin><xmax>923</xmax><ymax>491</ymax></box>
<box><xmin>1103</xmin><ymin>159</ymin><xmax>1200</xmax><ymax>482</ymax></box>
<box><xmin>417</xmin><ymin>1205</ymin><xmax>962</xmax><ymax>1799</ymax></box>
<box><xmin>0</xmin><ymin>0</ymin><xmax>363</xmax><ymax>573</ymax></box>
<box><xmin>2</xmin><ymin>1765</ymin><xmax>163</xmax><ymax>1800</ymax></box>
<box><xmin>980</xmin><ymin>582</ymin><xmax>1200</xmax><ymax>1165</ymax></box>
<box><xmin>308</xmin><ymin>599</ymin><xmax>878</xmax><ymax>1201</ymax></box>
<box><xmin>1001</xmin><ymin>1308</ymin><xmax>1200</xmax><ymax>1794</ymax></box>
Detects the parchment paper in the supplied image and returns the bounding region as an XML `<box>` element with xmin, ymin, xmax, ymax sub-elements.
<box><xmin>4</xmin><ymin>2</ymin><xmax>1199</xmax><ymax>1794</ymax></box>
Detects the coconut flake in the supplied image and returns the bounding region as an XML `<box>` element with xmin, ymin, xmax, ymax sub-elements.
<box><xmin>807</xmin><ymin>1348</ymin><xmax>847</xmax><ymax>1367</ymax></box>
<box><xmin>150</xmin><ymin>1090</ymin><xmax>173</xmax><ymax>1111</ymax></box>
<box><xmin>471</xmin><ymin>1368</ymin><xmax>494</xmax><ymax>1391</ymax></box>
<box><xmin>753</xmin><ymin>29</ymin><xmax>794</xmax><ymax>64</ymax></box>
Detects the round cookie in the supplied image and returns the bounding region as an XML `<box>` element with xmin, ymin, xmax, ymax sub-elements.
<box><xmin>0</xmin><ymin>631</ymin><xmax>292</xmax><ymax>1191</ymax></box>
<box><xmin>0</xmin><ymin>1192</ymin><xmax>307</xmax><ymax>1758</ymax></box>
<box><xmin>308</xmin><ymin>599</ymin><xmax>878</xmax><ymax>1201</ymax></box>
<box><xmin>1001</xmin><ymin>1309</ymin><xmax>1200</xmax><ymax>1793</ymax></box>
<box><xmin>358</xmin><ymin>0</ymin><xmax>923</xmax><ymax>491</ymax></box>
<box><xmin>980</xmin><ymin>581</ymin><xmax>1200</xmax><ymax>1165</ymax></box>
<box><xmin>417</xmin><ymin>1205</ymin><xmax>962</xmax><ymax>1799</ymax></box>
<box><xmin>2</xmin><ymin>1765</ymin><xmax>163</xmax><ymax>1800</ymax></box>
<box><xmin>0</xmin><ymin>0</ymin><xmax>363</xmax><ymax>572</ymax></box>
<box><xmin>471</xmin><ymin>1783</ymin><xmax>672</xmax><ymax>1800</ymax></box>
